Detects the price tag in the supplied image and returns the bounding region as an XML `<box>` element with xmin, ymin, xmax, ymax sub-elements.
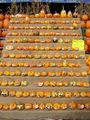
<box><xmin>72</xmin><ymin>40</ymin><xmax>84</xmax><ymax>51</ymax></box>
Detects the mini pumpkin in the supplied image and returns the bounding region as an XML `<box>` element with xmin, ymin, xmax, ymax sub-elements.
<box><xmin>9</xmin><ymin>103</ymin><xmax>17</xmax><ymax>110</ymax></box>
<box><xmin>16</xmin><ymin>91</ymin><xmax>23</xmax><ymax>97</ymax></box>
<box><xmin>69</xmin><ymin>102</ymin><xmax>76</xmax><ymax>110</ymax></box>
<box><xmin>0</xmin><ymin>104</ymin><xmax>3</xmax><ymax>110</ymax></box>
<box><xmin>1</xmin><ymin>80</ymin><xmax>8</xmax><ymax>86</ymax></box>
<box><xmin>53</xmin><ymin>103</ymin><xmax>60</xmax><ymax>110</ymax></box>
<box><xmin>36</xmin><ymin>91</ymin><xmax>44</xmax><ymax>98</ymax></box>
<box><xmin>45</xmin><ymin>103</ymin><xmax>53</xmax><ymax>110</ymax></box>
<box><xmin>3</xmin><ymin>104</ymin><xmax>9</xmax><ymax>110</ymax></box>
<box><xmin>39</xmin><ymin>104</ymin><xmax>45</xmax><ymax>110</ymax></box>
<box><xmin>9</xmin><ymin>90</ymin><xmax>16</xmax><ymax>97</ymax></box>
<box><xmin>33</xmin><ymin>103</ymin><xmax>39</xmax><ymax>109</ymax></box>
<box><xmin>77</xmin><ymin>103</ymin><xmax>85</xmax><ymax>110</ymax></box>
<box><xmin>65</xmin><ymin>92</ymin><xmax>72</xmax><ymax>98</ymax></box>
<box><xmin>23</xmin><ymin>91</ymin><xmax>30</xmax><ymax>97</ymax></box>
<box><xmin>25</xmin><ymin>103</ymin><xmax>32</xmax><ymax>110</ymax></box>
<box><xmin>61</xmin><ymin>103</ymin><xmax>68</xmax><ymax>110</ymax></box>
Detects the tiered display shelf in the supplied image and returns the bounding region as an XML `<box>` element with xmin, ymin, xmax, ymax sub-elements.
<box><xmin>0</xmin><ymin>16</ymin><xmax>90</xmax><ymax>120</ymax></box>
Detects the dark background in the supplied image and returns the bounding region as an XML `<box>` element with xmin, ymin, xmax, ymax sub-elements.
<box><xmin>0</xmin><ymin>3</ymin><xmax>78</xmax><ymax>13</ymax></box>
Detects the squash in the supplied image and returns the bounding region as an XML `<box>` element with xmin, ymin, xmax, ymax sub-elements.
<box><xmin>3</xmin><ymin>19</ymin><xmax>9</xmax><ymax>29</ymax></box>
<box><xmin>67</xmin><ymin>11</ymin><xmax>72</xmax><ymax>18</ymax></box>
<box><xmin>39</xmin><ymin>9</ymin><xmax>46</xmax><ymax>18</ymax></box>
<box><xmin>60</xmin><ymin>6</ymin><xmax>66</xmax><ymax>18</ymax></box>
<box><xmin>86</xmin><ymin>21</ymin><xmax>90</xmax><ymax>28</ymax></box>
<box><xmin>82</xmin><ymin>14</ymin><xmax>88</xmax><ymax>21</ymax></box>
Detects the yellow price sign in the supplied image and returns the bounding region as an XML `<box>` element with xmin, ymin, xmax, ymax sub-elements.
<box><xmin>72</xmin><ymin>40</ymin><xmax>84</xmax><ymax>50</ymax></box>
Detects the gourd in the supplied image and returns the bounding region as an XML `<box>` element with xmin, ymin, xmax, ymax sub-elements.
<box><xmin>39</xmin><ymin>9</ymin><xmax>46</xmax><ymax>18</ymax></box>
<box><xmin>67</xmin><ymin>11</ymin><xmax>72</xmax><ymax>18</ymax></box>
<box><xmin>60</xmin><ymin>6</ymin><xmax>66</xmax><ymax>18</ymax></box>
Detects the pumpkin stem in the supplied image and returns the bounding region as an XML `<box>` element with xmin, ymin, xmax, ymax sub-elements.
<box><xmin>62</xmin><ymin>5</ymin><xmax>65</xmax><ymax>10</ymax></box>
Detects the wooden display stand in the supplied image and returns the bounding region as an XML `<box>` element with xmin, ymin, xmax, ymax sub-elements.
<box><xmin>0</xmin><ymin>17</ymin><xmax>90</xmax><ymax>120</ymax></box>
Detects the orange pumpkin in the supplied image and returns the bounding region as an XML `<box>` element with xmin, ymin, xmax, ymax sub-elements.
<box><xmin>81</xmin><ymin>21</ymin><xmax>86</xmax><ymax>27</ymax></box>
<box><xmin>0</xmin><ymin>21</ymin><xmax>3</xmax><ymax>28</ymax></box>
<box><xmin>0</xmin><ymin>41</ymin><xmax>4</xmax><ymax>47</ymax></box>
<box><xmin>86</xmin><ymin>29</ymin><xmax>90</xmax><ymax>37</ymax></box>
<box><xmin>85</xmin><ymin>38</ymin><xmax>90</xmax><ymax>45</ymax></box>
<box><xmin>46</xmin><ymin>13</ymin><xmax>52</xmax><ymax>18</ymax></box>
<box><xmin>5</xmin><ymin>13</ymin><xmax>10</xmax><ymax>20</ymax></box>
<box><xmin>0</xmin><ymin>13</ymin><xmax>4</xmax><ymax>21</ymax></box>
<box><xmin>0</xmin><ymin>30</ymin><xmax>2</xmax><ymax>36</ymax></box>
<box><xmin>82</xmin><ymin>14</ymin><xmax>88</xmax><ymax>21</ymax></box>
<box><xmin>3</xmin><ymin>19</ymin><xmax>9</xmax><ymax>29</ymax></box>
<box><xmin>86</xmin><ymin>21</ymin><xmax>90</xmax><ymax>28</ymax></box>
<box><xmin>85</xmin><ymin>44</ymin><xmax>88</xmax><ymax>51</ymax></box>
<box><xmin>53</xmin><ymin>13</ymin><xmax>60</xmax><ymax>18</ymax></box>
<box><xmin>2</xmin><ymin>31</ymin><xmax>7</xmax><ymax>37</ymax></box>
